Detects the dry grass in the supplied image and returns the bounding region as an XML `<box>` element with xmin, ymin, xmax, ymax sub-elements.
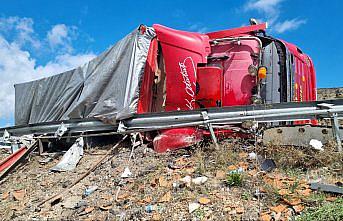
<box><xmin>1</xmin><ymin>137</ymin><xmax>342</xmax><ymax>220</ymax></box>
<box><xmin>258</xmin><ymin>142</ymin><xmax>343</xmax><ymax>170</ymax></box>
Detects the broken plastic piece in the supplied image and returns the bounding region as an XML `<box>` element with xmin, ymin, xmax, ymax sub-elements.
<box><xmin>192</xmin><ymin>176</ymin><xmax>208</xmax><ymax>185</ymax></box>
<box><xmin>309</xmin><ymin>139</ymin><xmax>324</xmax><ymax>151</ymax></box>
<box><xmin>261</xmin><ymin>159</ymin><xmax>276</xmax><ymax>172</ymax></box>
<box><xmin>189</xmin><ymin>202</ymin><xmax>200</xmax><ymax>213</ymax></box>
<box><xmin>84</xmin><ymin>185</ymin><xmax>98</xmax><ymax>196</ymax></box>
<box><xmin>121</xmin><ymin>167</ymin><xmax>132</xmax><ymax>178</ymax></box>
<box><xmin>248</xmin><ymin>152</ymin><xmax>257</xmax><ymax>160</ymax></box>
<box><xmin>180</xmin><ymin>175</ymin><xmax>192</xmax><ymax>185</ymax></box>
<box><xmin>229</xmin><ymin>167</ymin><xmax>244</xmax><ymax>174</ymax></box>
<box><xmin>145</xmin><ymin>204</ymin><xmax>160</xmax><ymax>213</ymax></box>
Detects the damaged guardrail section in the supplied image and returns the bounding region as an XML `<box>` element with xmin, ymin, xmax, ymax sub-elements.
<box><xmin>1</xmin><ymin>99</ymin><xmax>342</xmax><ymax>156</ymax></box>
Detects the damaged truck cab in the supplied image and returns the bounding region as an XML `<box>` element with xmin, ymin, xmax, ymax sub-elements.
<box><xmin>138</xmin><ymin>23</ymin><xmax>316</xmax><ymax>152</ymax></box>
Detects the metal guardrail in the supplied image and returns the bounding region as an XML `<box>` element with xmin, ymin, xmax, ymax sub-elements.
<box><xmin>120</xmin><ymin>100</ymin><xmax>343</xmax><ymax>131</ymax></box>
<box><xmin>0</xmin><ymin>118</ymin><xmax>117</xmax><ymax>137</ymax></box>
<box><xmin>1</xmin><ymin>99</ymin><xmax>343</xmax><ymax>138</ymax></box>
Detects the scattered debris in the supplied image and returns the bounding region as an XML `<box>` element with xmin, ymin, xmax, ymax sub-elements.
<box><xmin>236</xmin><ymin>207</ymin><xmax>244</xmax><ymax>214</ymax></box>
<box><xmin>82</xmin><ymin>206</ymin><xmax>95</xmax><ymax>215</ymax></box>
<box><xmin>180</xmin><ymin>176</ymin><xmax>192</xmax><ymax>186</ymax></box>
<box><xmin>145</xmin><ymin>204</ymin><xmax>160</xmax><ymax>213</ymax></box>
<box><xmin>1</xmin><ymin>191</ymin><xmax>9</xmax><ymax>200</ymax></box>
<box><xmin>229</xmin><ymin>167</ymin><xmax>244</xmax><ymax>174</ymax></box>
<box><xmin>54</xmin><ymin>122</ymin><xmax>68</xmax><ymax>138</ymax></box>
<box><xmin>188</xmin><ymin>202</ymin><xmax>200</xmax><ymax>213</ymax></box>
<box><xmin>192</xmin><ymin>176</ymin><xmax>208</xmax><ymax>185</ymax></box>
<box><xmin>248</xmin><ymin>152</ymin><xmax>257</xmax><ymax>160</ymax></box>
<box><xmin>293</xmin><ymin>204</ymin><xmax>305</xmax><ymax>213</ymax></box>
<box><xmin>310</xmin><ymin>182</ymin><xmax>343</xmax><ymax>194</ymax></box>
<box><xmin>158</xmin><ymin>176</ymin><xmax>169</xmax><ymax>187</ymax></box>
<box><xmin>84</xmin><ymin>185</ymin><xmax>98</xmax><ymax>197</ymax></box>
<box><xmin>121</xmin><ymin>167</ymin><xmax>132</xmax><ymax>178</ymax></box>
<box><xmin>260</xmin><ymin>213</ymin><xmax>272</xmax><ymax>221</ymax></box>
<box><xmin>261</xmin><ymin>159</ymin><xmax>276</xmax><ymax>172</ymax></box>
<box><xmin>0</xmin><ymin>134</ymin><xmax>341</xmax><ymax>220</ymax></box>
<box><xmin>37</xmin><ymin>135</ymin><xmax>127</xmax><ymax>207</ymax></box>
<box><xmin>270</xmin><ymin>204</ymin><xmax>287</xmax><ymax>213</ymax></box>
<box><xmin>215</xmin><ymin>170</ymin><xmax>226</xmax><ymax>179</ymax></box>
<box><xmin>38</xmin><ymin>157</ymin><xmax>53</xmax><ymax>165</ymax></box>
<box><xmin>99</xmin><ymin>204</ymin><xmax>113</xmax><ymax>210</ymax></box>
<box><xmin>283</xmin><ymin>197</ymin><xmax>302</xmax><ymax>206</ymax></box>
<box><xmin>309</xmin><ymin>139</ymin><xmax>324</xmax><ymax>151</ymax></box>
<box><xmin>50</xmin><ymin>137</ymin><xmax>84</xmax><ymax>172</ymax></box>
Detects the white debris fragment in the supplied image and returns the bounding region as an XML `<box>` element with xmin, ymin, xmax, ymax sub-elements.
<box><xmin>192</xmin><ymin>176</ymin><xmax>208</xmax><ymax>185</ymax></box>
<box><xmin>3</xmin><ymin>129</ymin><xmax>10</xmax><ymax>140</ymax></box>
<box><xmin>50</xmin><ymin>137</ymin><xmax>84</xmax><ymax>172</ymax></box>
<box><xmin>62</xmin><ymin>196</ymin><xmax>82</xmax><ymax>209</ymax></box>
<box><xmin>309</xmin><ymin>139</ymin><xmax>324</xmax><ymax>151</ymax></box>
<box><xmin>188</xmin><ymin>202</ymin><xmax>200</xmax><ymax>213</ymax></box>
<box><xmin>54</xmin><ymin>122</ymin><xmax>68</xmax><ymax>137</ymax></box>
<box><xmin>121</xmin><ymin>167</ymin><xmax>132</xmax><ymax>178</ymax></box>
<box><xmin>248</xmin><ymin>152</ymin><xmax>257</xmax><ymax>160</ymax></box>
<box><xmin>180</xmin><ymin>176</ymin><xmax>192</xmax><ymax>186</ymax></box>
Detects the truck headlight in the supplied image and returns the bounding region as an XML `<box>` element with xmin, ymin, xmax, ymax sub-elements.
<box><xmin>248</xmin><ymin>64</ymin><xmax>258</xmax><ymax>77</ymax></box>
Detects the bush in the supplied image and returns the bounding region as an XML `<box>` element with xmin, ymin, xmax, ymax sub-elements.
<box><xmin>226</xmin><ymin>172</ymin><xmax>243</xmax><ymax>187</ymax></box>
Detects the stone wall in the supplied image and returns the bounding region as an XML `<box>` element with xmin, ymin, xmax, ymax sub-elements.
<box><xmin>317</xmin><ymin>87</ymin><xmax>343</xmax><ymax>125</ymax></box>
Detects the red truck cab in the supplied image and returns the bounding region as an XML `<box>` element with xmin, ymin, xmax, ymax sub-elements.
<box><xmin>137</xmin><ymin>23</ymin><xmax>316</xmax><ymax>152</ymax></box>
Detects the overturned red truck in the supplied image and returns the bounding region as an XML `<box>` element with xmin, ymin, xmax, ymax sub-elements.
<box><xmin>14</xmin><ymin>22</ymin><xmax>316</xmax><ymax>152</ymax></box>
<box><xmin>137</xmin><ymin>23</ymin><xmax>316</xmax><ymax>152</ymax></box>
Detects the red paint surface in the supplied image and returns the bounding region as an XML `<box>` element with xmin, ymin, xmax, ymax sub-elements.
<box><xmin>137</xmin><ymin>38</ymin><xmax>158</xmax><ymax>113</ymax></box>
<box><xmin>153</xmin><ymin>128</ymin><xmax>204</xmax><ymax>153</ymax></box>
<box><xmin>146</xmin><ymin>24</ymin><xmax>317</xmax><ymax>152</ymax></box>
<box><xmin>207</xmin><ymin>23</ymin><xmax>267</xmax><ymax>39</ymax></box>
<box><xmin>283</xmin><ymin>41</ymin><xmax>317</xmax><ymax>124</ymax></box>
<box><xmin>209</xmin><ymin>40</ymin><xmax>259</xmax><ymax>106</ymax></box>
<box><xmin>196</xmin><ymin>66</ymin><xmax>222</xmax><ymax>108</ymax></box>
<box><xmin>153</xmin><ymin>24</ymin><xmax>210</xmax><ymax>111</ymax></box>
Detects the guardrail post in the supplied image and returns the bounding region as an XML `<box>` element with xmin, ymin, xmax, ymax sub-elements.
<box><xmin>201</xmin><ymin>111</ymin><xmax>219</xmax><ymax>149</ymax></box>
<box><xmin>330</xmin><ymin>113</ymin><xmax>342</xmax><ymax>152</ymax></box>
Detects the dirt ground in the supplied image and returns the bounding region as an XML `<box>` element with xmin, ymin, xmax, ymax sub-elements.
<box><xmin>0</xmin><ymin>137</ymin><xmax>342</xmax><ymax>221</ymax></box>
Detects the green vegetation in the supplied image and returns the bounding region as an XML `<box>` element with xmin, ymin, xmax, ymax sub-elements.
<box><xmin>298</xmin><ymin>198</ymin><xmax>343</xmax><ymax>221</ymax></box>
<box><xmin>226</xmin><ymin>172</ymin><xmax>243</xmax><ymax>187</ymax></box>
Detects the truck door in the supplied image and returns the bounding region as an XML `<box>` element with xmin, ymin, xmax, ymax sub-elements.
<box><xmin>153</xmin><ymin>24</ymin><xmax>211</xmax><ymax>111</ymax></box>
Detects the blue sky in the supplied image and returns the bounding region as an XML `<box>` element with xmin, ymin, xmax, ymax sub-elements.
<box><xmin>0</xmin><ymin>0</ymin><xmax>342</xmax><ymax>127</ymax></box>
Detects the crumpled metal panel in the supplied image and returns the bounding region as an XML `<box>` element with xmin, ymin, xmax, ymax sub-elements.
<box><xmin>153</xmin><ymin>128</ymin><xmax>204</xmax><ymax>153</ymax></box>
<box><xmin>15</xmin><ymin>26</ymin><xmax>155</xmax><ymax>125</ymax></box>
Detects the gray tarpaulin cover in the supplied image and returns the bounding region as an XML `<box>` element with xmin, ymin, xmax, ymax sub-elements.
<box><xmin>15</xmin><ymin>26</ymin><xmax>155</xmax><ymax>125</ymax></box>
